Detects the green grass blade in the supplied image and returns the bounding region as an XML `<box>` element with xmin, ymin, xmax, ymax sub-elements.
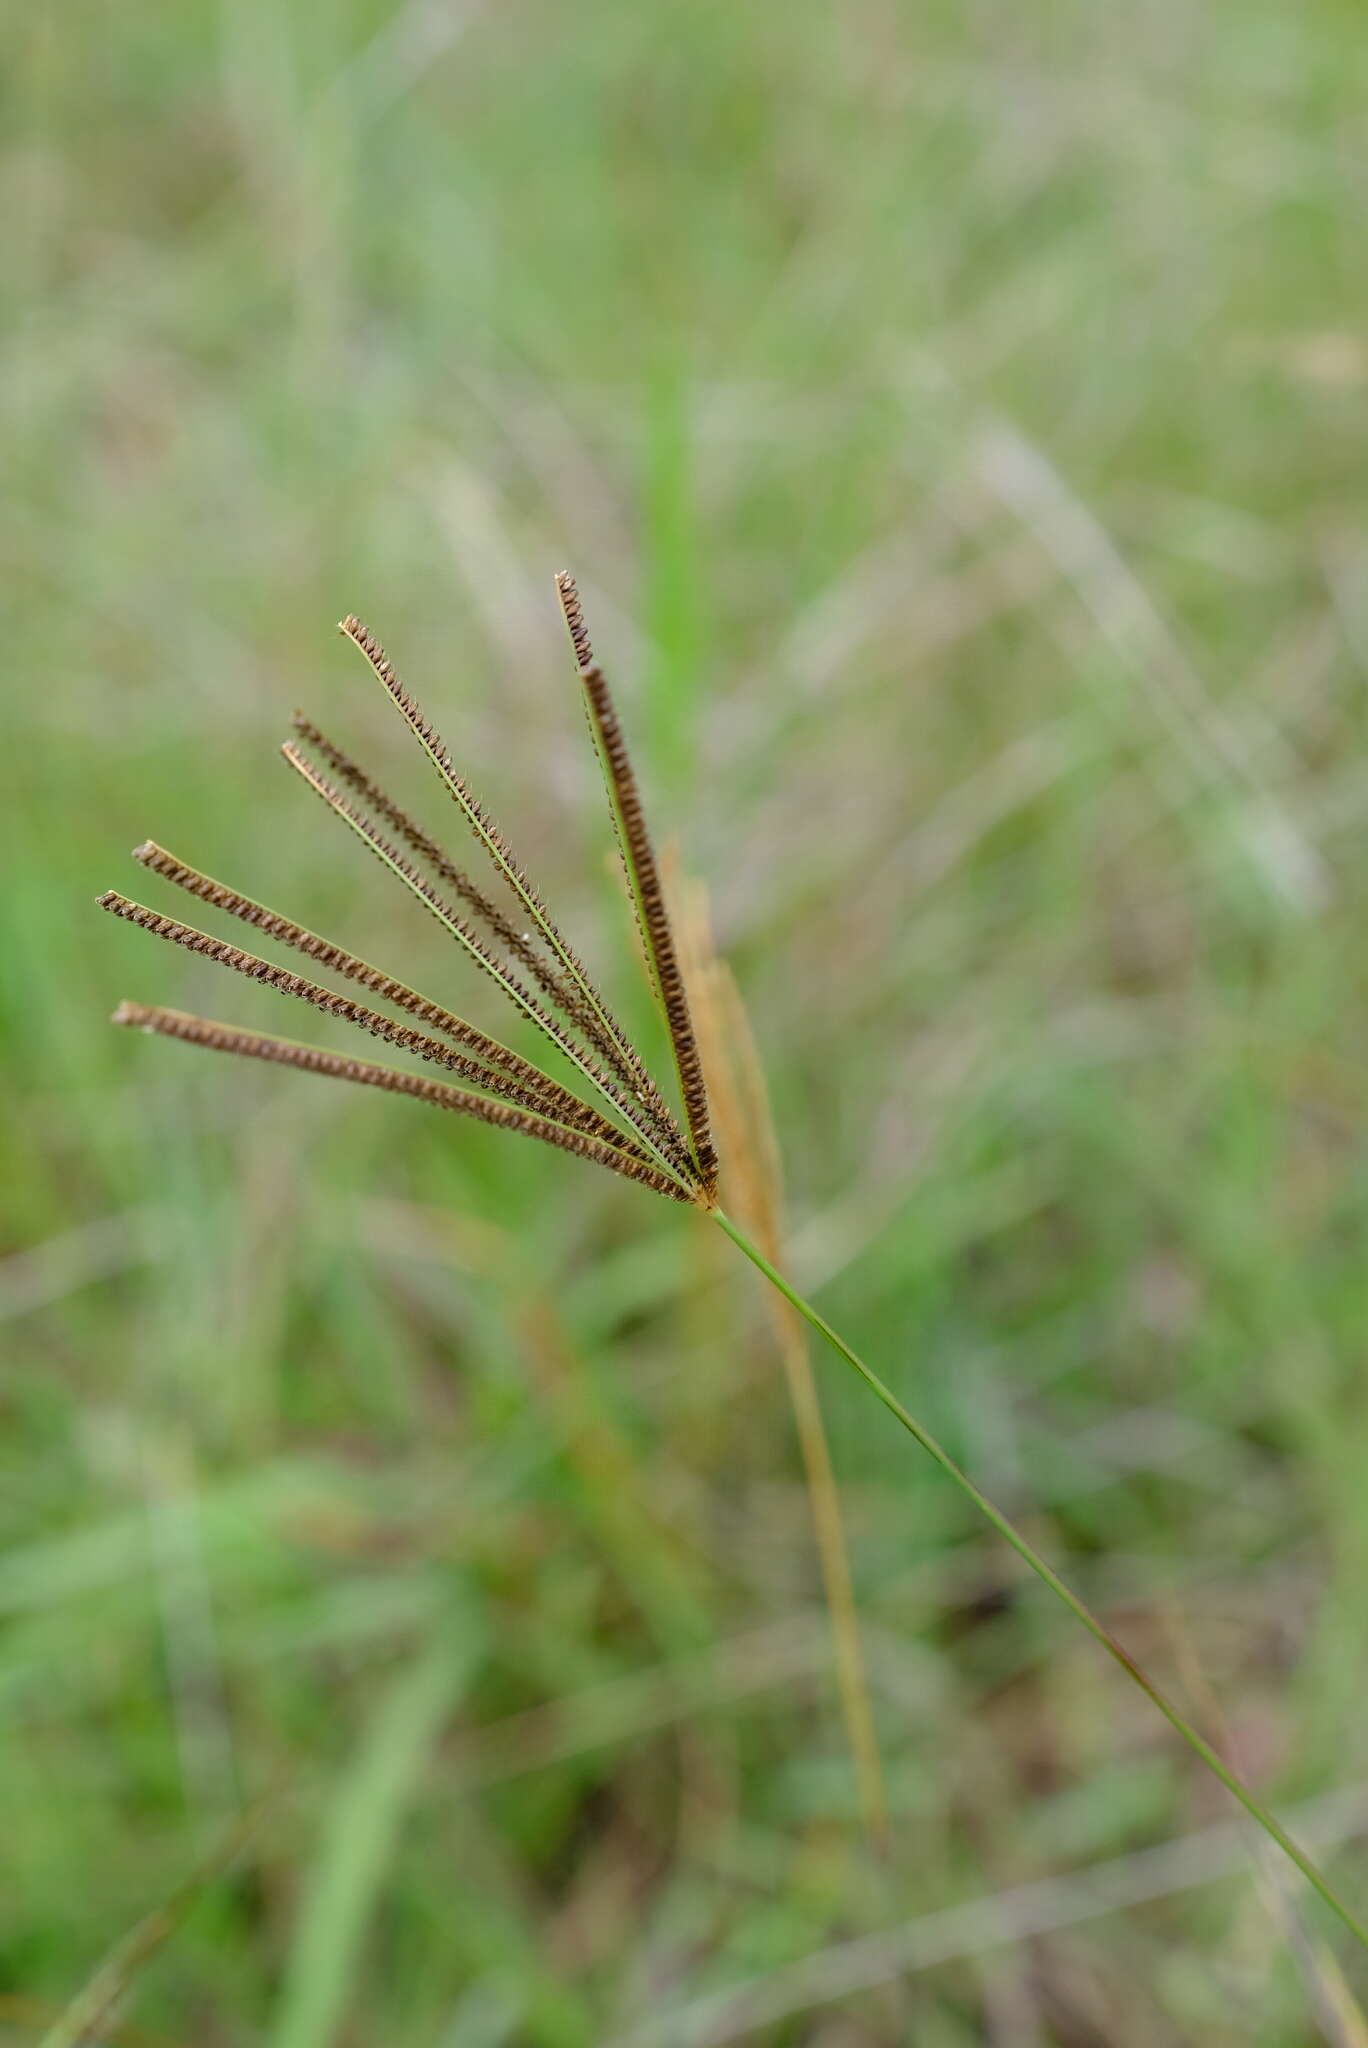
<box><xmin>272</xmin><ymin>1627</ymin><xmax>474</xmax><ymax>2048</ymax></box>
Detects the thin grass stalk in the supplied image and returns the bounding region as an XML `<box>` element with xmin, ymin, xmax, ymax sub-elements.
<box><xmin>1162</xmin><ymin>1608</ymin><xmax>1368</xmax><ymax>2045</ymax></box>
<box><xmin>711</xmin><ymin>1206</ymin><xmax>1368</xmax><ymax>1952</ymax></box>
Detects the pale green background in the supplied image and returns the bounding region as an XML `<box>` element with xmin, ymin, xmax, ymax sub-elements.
<box><xmin>5</xmin><ymin>4</ymin><xmax>1368</xmax><ymax>2042</ymax></box>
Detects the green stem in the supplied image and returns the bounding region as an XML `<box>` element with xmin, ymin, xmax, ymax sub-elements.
<box><xmin>711</xmin><ymin>1205</ymin><xmax>1368</xmax><ymax>1953</ymax></box>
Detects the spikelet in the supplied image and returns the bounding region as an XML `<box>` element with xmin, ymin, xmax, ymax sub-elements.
<box><xmin>555</xmin><ymin>574</ymin><xmax>718</xmax><ymax>1200</ymax></box>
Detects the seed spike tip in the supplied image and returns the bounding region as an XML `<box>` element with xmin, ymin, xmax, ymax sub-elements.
<box><xmin>555</xmin><ymin>571</ymin><xmax>595</xmax><ymax>672</ymax></box>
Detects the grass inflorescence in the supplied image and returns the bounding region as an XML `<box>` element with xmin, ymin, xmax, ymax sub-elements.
<box><xmin>102</xmin><ymin>574</ymin><xmax>1368</xmax><ymax>1970</ymax></box>
<box><xmin>104</xmin><ymin>585</ymin><xmax>709</xmax><ymax>1205</ymax></box>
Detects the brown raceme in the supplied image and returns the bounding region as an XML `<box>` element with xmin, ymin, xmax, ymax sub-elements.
<box><xmin>337</xmin><ymin>613</ymin><xmax>682</xmax><ymax>1157</ymax></box>
<box><xmin>288</xmin><ymin>714</ymin><xmax>684</xmax><ymax>1149</ymax></box>
<box><xmin>111</xmin><ymin>1003</ymin><xmax>693</xmax><ymax>1199</ymax></box>
<box><xmin>556</xmin><ymin>572</ymin><xmax>718</xmax><ymax>1199</ymax></box>
<box><xmin>127</xmin><ymin>841</ymin><xmax>647</xmax><ymax>1156</ymax></box>
<box><xmin>280</xmin><ymin>742</ymin><xmax>697</xmax><ymax>1183</ymax></box>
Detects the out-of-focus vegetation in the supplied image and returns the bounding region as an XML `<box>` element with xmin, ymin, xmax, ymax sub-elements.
<box><xmin>6</xmin><ymin>3</ymin><xmax>1368</xmax><ymax>2041</ymax></box>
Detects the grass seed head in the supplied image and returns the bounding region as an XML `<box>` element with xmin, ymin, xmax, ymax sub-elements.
<box><xmin>105</xmin><ymin>577</ymin><xmax>720</xmax><ymax>1207</ymax></box>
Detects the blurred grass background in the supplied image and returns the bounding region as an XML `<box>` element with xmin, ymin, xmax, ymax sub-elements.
<box><xmin>6</xmin><ymin>1</ymin><xmax>1368</xmax><ymax>2040</ymax></box>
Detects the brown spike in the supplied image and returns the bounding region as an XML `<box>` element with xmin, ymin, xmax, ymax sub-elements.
<box><xmin>555</xmin><ymin>574</ymin><xmax>718</xmax><ymax>1200</ymax></box>
<box><xmin>287</xmin><ymin>716</ymin><xmax>683</xmax><ymax>1146</ymax></box>
<box><xmin>126</xmin><ymin>843</ymin><xmax>663</xmax><ymax>1166</ymax></box>
<box><xmin>336</xmin><ymin>614</ymin><xmax>680</xmax><ymax>1155</ymax></box>
<box><xmin>278</xmin><ymin>745</ymin><xmax>700</xmax><ymax>1186</ymax></box>
<box><xmin>111</xmin><ymin>1003</ymin><xmax>695</xmax><ymax>1201</ymax></box>
<box><xmin>97</xmin><ymin>891</ymin><xmax>676</xmax><ymax>1178</ymax></box>
<box><xmin>288</xmin><ymin>717</ymin><xmax>565</xmax><ymax>989</ymax></box>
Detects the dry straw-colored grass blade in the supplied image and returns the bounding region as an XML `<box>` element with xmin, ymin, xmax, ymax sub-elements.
<box><xmin>676</xmin><ymin>863</ymin><xmax>888</xmax><ymax>1846</ymax></box>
